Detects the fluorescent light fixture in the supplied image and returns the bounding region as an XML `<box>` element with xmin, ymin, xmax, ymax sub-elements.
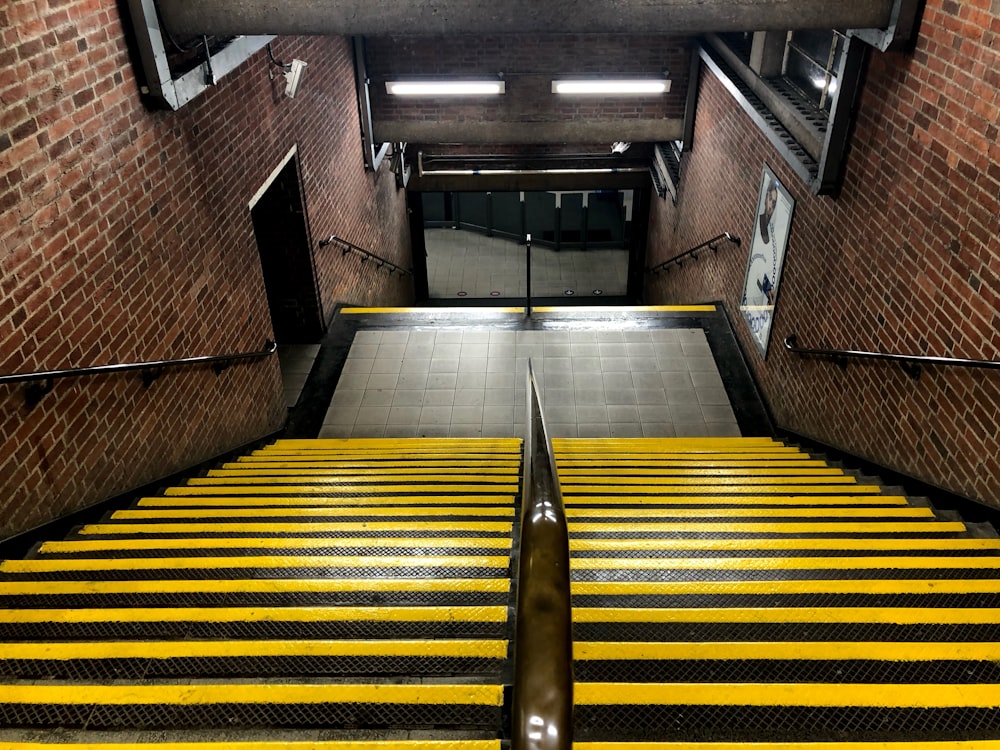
<box><xmin>552</xmin><ymin>79</ymin><xmax>670</xmax><ymax>95</ymax></box>
<box><xmin>385</xmin><ymin>80</ymin><xmax>505</xmax><ymax>96</ymax></box>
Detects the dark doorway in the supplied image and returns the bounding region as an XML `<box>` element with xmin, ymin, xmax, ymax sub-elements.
<box><xmin>251</xmin><ymin>156</ymin><xmax>324</xmax><ymax>343</ymax></box>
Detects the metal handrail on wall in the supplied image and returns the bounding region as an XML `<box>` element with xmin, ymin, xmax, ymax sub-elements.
<box><xmin>513</xmin><ymin>360</ymin><xmax>573</xmax><ymax>750</ymax></box>
<box><xmin>784</xmin><ymin>334</ymin><xmax>1000</xmax><ymax>381</ymax></box>
<box><xmin>0</xmin><ymin>340</ymin><xmax>277</xmax><ymax>406</ymax></box>
<box><xmin>318</xmin><ymin>234</ymin><xmax>412</xmax><ymax>277</ymax></box>
<box><xmin>646</xmin><ymin>232</ymin><xmax>741</xmax><ymax>275</ymax></box>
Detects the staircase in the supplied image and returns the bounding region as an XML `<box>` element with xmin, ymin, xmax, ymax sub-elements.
<box><xmin>3</xmin><ymin>434</ymin><xmax>1000</xmax><ymax>748</ymax></box>
<box><xmin>555</xmin><ymin>437</ymin><xmax>1000</xmax><ymax>747</ymax></box>
<box><xmin>0</xmin><ymin>437</ymin><xmax>521</xmax><ymax>748</ymax></box>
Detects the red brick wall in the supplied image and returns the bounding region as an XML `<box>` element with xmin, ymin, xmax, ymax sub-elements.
<box><xmin>646</xmin><ymin>2</ymin><xmax>1000</xmax><ymax>507</ymax></box>
<box><xmin>367</xmin><ymin>34</ymin><xmax>689</xmax><ymax>129</ymax></box>
<box><xmin>0</xmin><ymin>1</ymin><xmax>411</xmax><ymax>538</ymax></box>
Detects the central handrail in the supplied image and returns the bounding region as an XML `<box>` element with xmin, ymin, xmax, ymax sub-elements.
<box><xmin>785</xmin><ymin>333</ymin><xmax>1000</xmax><ymax>380</ymax></box>
<box><xmin>318</xmin><ymin>234</ymin><xmax>413</xmax><ymax>276</ymax></box>
<box><xmin>0</xmin><ymin>340</ymin><xmax>277</xmax><ymax>405</ymax></box>
<box><xmin>647</xmin><ymin>232</ymin><xmax>741</xmax><ymax>275</ymax></box>
<box><xmin>513</xmin><ymin>359</ymin><xmax>573</xmax><ymax>750</ymax></box>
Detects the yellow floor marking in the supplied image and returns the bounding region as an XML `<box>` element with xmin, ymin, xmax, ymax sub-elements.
<box><xmin>233</xmin><ymin>460</ymin><xmax>523</xmax><ymax>468</ymax></box>
<box><xmin>255</xmin><ymin>452</ymin><xmax>522</xmax><ymax>459</ymax></box>
<box><xmin>40</xmin><ymin>537</ymin><xmax>513</xmax><ymax>553</ymax></box>
<box><xmin>566</xmin><ymin>521</ymin><xmax>962</xmax><ymax>533</ymax></box>
<box><xmin>204</xmin><ymin>471</ymin><xmax>520</xmax><ymax>482</ymax></box>
<box><xmin>217</xmin><ymin>466</ymin><xmax>520</xmax><ymax>475</ymax></box>
<box><xmin>563</xmin><ymin>485</ymin><xmax>880</xmax><ymax>495</ymax></box>
<box><xmin>531</xmin><ymin>305</ymin><xmax>717</xmax><ymax>313</ymax></box>
<box><xmin>0</xmin><ymin>578</ymin><xmax>509</xmax><ymax>597</ymax></box>
<box><xmin>569</xmin><ymin>537</ymin><xmax>1000</xmax><ymax>552</ymax></box>
<box><xmin>564</xmin><ymin>476</ymin><xmax>858</xmax><ymax>489</ymax></box>
<box><xmin>0</xmin><ymin>604</ymin><xmax>508</xmax><ymax>623</ymax></box>
<box><xmin>573</xmin><ymin>641</ymin><xmax>1000</xmax><ymax>661</ymax></box>
<box><xmin>3</xmin><ymin>639</ymin><xmax>508</xmax><ymax>660</ymax></box>
<box><xmin>137</xmin><ymin>496</ymin><xmax>516</xmax><ymax>508</ymax></box>
<box><xmin>113</xmin><ymin>507</ymin><xmax>515</xmax><ymax>520</ymax></box>
<box><xmin>564</xmin><ymin>507</ymin><xmax>932</xmax><ymax>519</ymax></box>
<box><xmin>271</xmin><ymin>438</ymin><xmax>521</xmax><ymax>447</ymax></box>
<box><xmin>556</xmin><ymin>448</ymin><xmax>827</xmax><ymax>469</ymax></box>
<box><xmin>572</xmin><ymin>606</ymin><xmax>1000</xmax><ymax>624</ymax></box>
<box><xmin>557</xmin><ymin>458</ymin><xmax>821</xmax><ymax>466</ymax></box>
<box><xmin>559</xmin><ymin>467</ymin><xmax>844</xmax><ymax>477</ymax></box>
<box><xmin>1</xmin><ymin>554</ymin><xmax>510</xmax><ymax>573</ymax></box>
<box><xmin>571</xmin><ymin>579</ymin><xmax>1000</xmax><ymax>596</ymax></box>
<box><xmin>81</xmin><ymin>521</ymin><xmax>513</xmax><ymax>535</ymax></box>
<box><xmin>565</xmin><ymin>495</ymin><xmax>909</xmax><ymax>506</ymax></box>
<box><xmin>574</xmin><ymin>682</ymin><xmax>1000</xmax><ymax>708</ymax></box>
<box><xmin>574</xmin><ymin>742</ymin><xmax>1000</xmax><ymax>750</ymax></box>
<box><xmin>0</xmin><ymin>743</ymin><xmax>501</xmax><ymax>750</ymax></box>
<box><xmin>0</xmin><ymin>683</ymin><xmax>504</xmax><ymax>706</ymax></box>
<box><xmin>560</xmin><ymin>476</ymin><xmax>858</xmax><ymax>486</ymax></box>
<box><xmin>167</xmin><ymin>483</ymin><xmax>519</xmax><ymax>495</ymax></box>
<box><xmin>340</xmin><ymin>306</ymin><xmax>524</xmax><ymax>314</ymax></box>
<box><xmin>569</xmin><ymin>555</ymin><xmax>1000</xmax><ymax>571</ymax></box>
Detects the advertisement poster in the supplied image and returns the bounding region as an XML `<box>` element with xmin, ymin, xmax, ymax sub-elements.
<box><xmin>740</xmin><ymin>165</ymin><xmax>794</xmax><ymax>358</ymax></box>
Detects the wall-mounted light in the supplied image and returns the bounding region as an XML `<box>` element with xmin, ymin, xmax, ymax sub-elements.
<box><xmin>552</xmin><ymin>79</ymin><xmax>671</xmax><ymax>95</ymax></box>
<box><xmin>385</xmin><ymin>80</ymin><xmax>505</xmax><ymax>96</ymax></box>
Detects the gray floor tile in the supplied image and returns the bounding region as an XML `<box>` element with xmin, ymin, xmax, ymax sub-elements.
<box><xmin>607</xmin><ymin>405</ymin><xmax>640</xmax><ymax>422</ymax></box>
<box><xmin>687</xmin><ymin>356</ymin><xmax>719</xmax><ymax>372</ymax></box>
<box><xmin>623</xmin><ymin>330</ymin><xmax>651</xmax><ymax>343</ymax></box>
<box><xmin>573</xmin><ymin>373</ymin><xmax>605</xmax><ymax>390</ymax></box>
<box><xmin>486</xmin><ymin>372</ymin><xmax>515</xmax><ymax>389</ymax></box>
<box><xmin>341</xmin><ymin>359</ymin><xmax>375</xmax><ymax>376</ymax></box>
<box><xmin>377</xmin><ymin>344</ymin><xmax>407</xmax><ymax>359</ymax></box>
<box><xmin>543</xmin><ymin>388</ymin><xmax>575</xmax><ymax>406</ymax></box>
<box><xmin>666</xmin><ymin>387</ymin><xmax>699</xmax><ymax>405</ymax></box>
<box><xmin>385</xmin><ymin>424</ymin><xmax>420</xmax><ymax>437</ymax></box>
<box><xmin>433</xmin><ymin>343</ymin><xmax>462</xmax><ymax>358</ymax></box>
<box><xmin>462</xmin><ymin>330</ymin><xmax>490</xmax><ymax>343</ymax></box>
<box><xmin>424</xmin><ymin>389</ymin><xmax>456</xmax><ymax>406</ymax></box>
<box><xmin>578</xmin><ymin>423</ymin><xmax>612</xmax><ymax>437</ymax></box>
<box><xmin>380</xmin><ymin>331</ymin><xmax>409</xmax><ymax>345</ymax></box>
<box><xmin>356</xmin><ymin>406</ymin><xmax>390</xmax><ymax>425</ymax></box>
<box><xmin>481</xmin><ymin>423</ymin><xmax>516</xmax><ymax>437</ymax></box>
<box><xmin>399</xmin><ymin>358</ymin><xmax>431</xmax><ymax>374</ymax></box>
<box><xmin>456</xmin><ymin>372</ymin><xmax>487</xmax><ymax>388</ymax></box>
<box><xmin>661</xmin><ymin>371</ymin><xmax>693</xmax><ymax>389</ymax></box>
<box><xmin>546</xmin><ymin>405</ymin><xmax>577</xmax><ymax>423</ymax></box>
<box><xmin>371</xmin><ymin>358</ymin><xmax>403</xmax><ymax>375</ymax></box>
<box><xmin>657</xmin><ymin>357</ymin><xmax>689</xmax><ymax>372</ymax></box>
<box><xmin>435</xmin><ymin>331</ymin><xmax>464</xmax><ymax>344</ymax></box>
<box><xmin>576</xmin><ymin>404</ymin><xmax>609</xmax><ymax>423</ymax></box>
<box><xmin>636</xmin><ymin>388</ymin><xmax>667</xmax><ymax>405</ymax></box>
<box><xmin>458</xmin><ymin>357</ymin><xmax>487</xmax><ymax>373</ymax></box>
<box><xmin>387</xmin><ymin>406</ymin><xmax>422</xmax><ymax>425</ymax></box>
<box><xmin>351</xmin><ymin>424</ymin><xmax>386</xmax><ymax>438</ymax></box>
<box><xmin>452</xmin><ymin>405</ymin><xmax>485</xmax><ymax>424</ymax></box>
<box><xmin>548</xmin><ymin>423</ymin><xmax>578</xmax><ymax>437</ymax></box>
<box><xmin>483</xmin><ymin>405</ymin><xmax>515</xmax><ymax>423</ymax></box>
<box><xmin>670</xmin><ymin>404</ymin><xmax>707</xmax><ymax>422</ymax></box>
<box><xmin>642</xmin><ymin>422</ymin><xmax>676</xmax><ymax>437</ymax></box>
<box><xmin>426</xmin><ymin>372</ymin><xmax>458</xmax><ymax>389</ymax></box>
<box><xmin>639</xmin><ymin>405</ymin><xmax>673</xmax><ymax>423</ymax></box>
<box><xmin>404</xmin><ymin>343</ymin><xmax>435</xmax><ymax>358</ymax></box>
<box><xmin>396</xmin><ymin>372</ymin><xmax>429</xmax><ymax>390</ymax></box>
<box><xmin>392</xmin><ymin>390</ymin><xmax>425</xmax><ymax>407</ymax></box>
<box><xmin>350</xmin><ymin>344</ymin><xmax>380</xmax><ymax>359</ymax></box>
<box><xmin>429</xmin><ymin>358</ymin><xmax>460</xmax><ymax>373</ymax></box>
<box><xmin>366</xmin><ymin>373</ymin><xmax>399</xmax><ymax>390</ymax></box>
<box><xmin>573</xmin><ymin>356</ymin><xmax>602</xmax><ymax>373</ymax></box>
<box><xmin>455</xmin><ymin>389</ymin><xmax>487</xmax><ymax>406</ymax></box>
<box><xmin>702</xmin><ymin>403</ymin><xmax>738</xmax><ymax>423</ymax></box>
<box><xmin>598</xmin><ymin>342</ymin><xmax>626</xmax><ymax>357</ymax></box>
<box><xmin>488</xmin><ymin>343</ymin><xmax>515</xmax><ymax>357</ymax></box>
<box><xmin>707</xmin><ymin>422</ymin><xmax>742</xmax><ymax>437</ymax></box>
<box><xmin>420</xmin><ymin>406</ymin><xmax>453</xmax><ymax>424</ymax></box>
<box><xmin>461</xmin><ymin>343</ymin><xmax>489</xmax><ymax>358</ymax></box>
<box><xmin>690</xmin><ymin>370</ymin><xmax>725</xmax><ymax>389</ymax></box>
<box><xmin>417</xmin><ymin>424</ymin><xmax>451</xmax><ymax>437</ymax></box>
<box><xmin>361</xmin><ymin>390</ymin><xmax>395</xmax><ymax>407</ymax></box>
<box><xmin>325</xmin><ymin>406</ymin><xmax>359</xmax><ymax>425</ymax></box>
<box><xmin>408</xmin><ymin>331</ymin><xmax>437</xmax><ymax>345</ymax></box>
<box><xmin>603</xmin><ymin>372</ymin><xmax>633</xmax><ymax>390</ymax></box>
<box><xmin>605</xmin><ymin>389</ymin><xmax>637</xmax><ymax>406</ymax></box>
<box><xmin>610</xmin><ymin>423</ymin><xmax>644</xmax><ymax>437</ymax></box>
<box><xmin>632</xmin><ymin>372</ymin><xmax>664</xmax><ymax>389</ymax></box>
<box><xmin>353</xmin><ymin>331</ymin><xmax>382</xmax><ymax>345</ymax></box>
<box><xmin>489</xmin><ymin>330</ymin><xmax>516</xmax><ymax>343</ymax></box>
<box><xmin>653</xmin><ymin>343</ymin><xmax>684</xmax><ymax>359</ymax></box>
<box><xmin>485</xmin><ymin>388</ymin><xmax>515</xmax><ymax>406</ymax></box>
<box><xmin>318</xmin><ymin>424</ymin><xmax>353</xmax><ymax>438</ymax></box>
<box><xmin>628</xmin><ymin>356</ymin><xmax>660</xmax><ymax>372</ymax></box>
<box><xmin>697</xmin><ymin>387</ymin><xmax>731</xmax><ymax>405</ymax></box>
<box><xmin>673</xmin><ymin>422</ymin><xmax>710</xmax><ymax>437</ymax></box>
<box><xmin>601</xmin><ymin>356</ymin><xmax>631</xmax><ymax>372</ymax></box>
<box><xmin>450</xmin><ymin>424</ymin><xmax>484</xmax><ymax>437</ymax></box>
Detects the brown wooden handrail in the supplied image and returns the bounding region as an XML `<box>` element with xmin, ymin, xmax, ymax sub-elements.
<box><xmin>512</xmin><ymin>359</ymin><xmax>573</xmax><ymax>750</ymax></box>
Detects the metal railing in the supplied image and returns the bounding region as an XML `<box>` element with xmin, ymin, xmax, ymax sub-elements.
<box><xmin>784</xmin><ymin>334</ymin><xmax>1000</xmax><ymax>381</ymax></box>
<box><xmin>512</xmin><ymin>359</ymin><xmax>573</xmax><ymax>750</ymax></box>
<box><xmin>0</xmin><ymin>340</ymin><xmax>277</xmax><ymax>406</ymax></box>
<box><xmin>318</xmin><ymin>234</ymin><xmax>412</xmax><ymax>277</ymax></box>
<box><xmin>647</xmin><ymin>232</ymin><xmax>741</xmax><ymax>275</ymax></box>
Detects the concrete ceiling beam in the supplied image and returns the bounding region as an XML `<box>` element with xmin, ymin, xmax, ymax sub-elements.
<box><xmin>157</xmin><ymin>0</ymin><xmax>895</xmax><ymax>37</ymax></box>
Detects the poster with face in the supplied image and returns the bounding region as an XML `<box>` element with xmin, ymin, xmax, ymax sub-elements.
<box><xmin>740</xmin><ymin>165</ymin><xmax>794</xmax><ymax>358</ymax></box>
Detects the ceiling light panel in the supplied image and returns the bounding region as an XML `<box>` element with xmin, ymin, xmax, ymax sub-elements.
<box><xmin>385</xmin><ymin>80</ymin><xmax>505</xmax><ymax>96</ymax></box>
<box><xmin>552</xmin><ymin>79</ymin><xmax>671</xmax><ymax>95</ymax></box>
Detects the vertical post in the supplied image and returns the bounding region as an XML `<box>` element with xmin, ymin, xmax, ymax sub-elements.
<box><xmin>525</xmin><ymin>233</ymin><xmax>532</xmax><ymax>318</ymax></box>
